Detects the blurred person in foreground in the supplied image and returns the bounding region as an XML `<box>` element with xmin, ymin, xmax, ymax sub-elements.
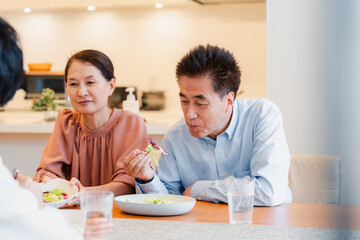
<box><xmin>33</xmin><ymin>49</ymin><xmax>148</xmax><ymax>204</ymax></box>
<box><xmin>124</xmin><ymin>45</ymin><xmax>292</xmax><ymax>206</ymax></box>
<box><xmin>0</xmin><ymin>17</ymin><xmax>112</xmax><ymax>239</ymax></box>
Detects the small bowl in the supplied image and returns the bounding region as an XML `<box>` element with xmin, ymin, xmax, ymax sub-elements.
<box><xmin>28</xmin><ymin>63</ymin><xmax>52</xmax><ymax>71</ymax></box>
<box><xmin>39</xmin><ymin>178</ymin><xmax>78</xmax><ymax>208</ymax></box>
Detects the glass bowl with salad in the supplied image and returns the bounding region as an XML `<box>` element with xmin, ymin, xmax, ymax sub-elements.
<box><xmin>39</xmin><ymin>178</ymin><xmax>78</xmax><ymax>208</ymax></box>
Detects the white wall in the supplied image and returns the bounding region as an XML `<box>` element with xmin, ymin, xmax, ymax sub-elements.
<box><xmin>267</xmin><ymin>0</ymin><xmax>360</xmax><ymax>205</ymax></box>
<box><xmin>1</xmin><ymin>3</ymin><xmax>266</xmax><ymax>113</ymax></box>
<box><xmin>339</xmin><ymin>1</ymin><xmax>360</xmax><ymax>206</ymax></box>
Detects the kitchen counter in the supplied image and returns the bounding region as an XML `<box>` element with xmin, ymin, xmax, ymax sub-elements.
<box><xmin>0</xmin><ymin>109</ymin><xmax>183</xmax><ymax>177</ymax></box>
<box><xmin>0</xmin><ymin>109</ymin><xmax>183</xmax><ymax>135</ymax></box>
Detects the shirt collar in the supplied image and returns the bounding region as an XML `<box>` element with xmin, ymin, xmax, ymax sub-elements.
<box><xmin>224</xmin><ymin>99</ymin><xmax>239</xmax><ymax>140</ymax></box>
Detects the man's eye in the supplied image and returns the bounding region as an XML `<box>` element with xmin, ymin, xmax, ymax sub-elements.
<box><xmin>181</xmin><ymin>100</ymin><xmax>189</xmax><ymax>104</ymax></box>
<box><xmin>87</xmin><ymin>81</ymin><xmax>95</xmax><ymax>85</ymax></box>
<box><xmin>197</xmin><ymin>103</ymin><xmax>206</xmax><ymax>107</ymax></box>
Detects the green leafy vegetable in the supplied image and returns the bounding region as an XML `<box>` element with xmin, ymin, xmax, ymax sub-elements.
<box><xmin>32</xmin><ymin>88</ymin><xmax>58</xmax><ymax>111</ymax></box>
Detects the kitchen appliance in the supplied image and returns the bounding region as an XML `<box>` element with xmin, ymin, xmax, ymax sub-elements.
<box><xmin>24</xmin><ymin>72</ymin><xmax>65</xmax><ymax>99</ymax></box>
<box><xmin>141</xmin><ymin>91</ymin><xmax>165</xmax><ymax>110</ymax></box>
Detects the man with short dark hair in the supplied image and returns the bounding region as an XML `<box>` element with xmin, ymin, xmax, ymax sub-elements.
<box><xmin>124</xmin><ymin>45</ymin><xmax>292</xmax><ymax>206</ymax></box>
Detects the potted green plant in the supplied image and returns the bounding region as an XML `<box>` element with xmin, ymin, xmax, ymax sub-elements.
<box><xmin>32</xmin><ymin>88</ymin><xmax>58</xmax><ymax>121</ymax></box>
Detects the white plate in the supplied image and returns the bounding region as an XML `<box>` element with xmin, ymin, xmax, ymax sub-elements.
<box><xmin>39</xmin><ymin>178</ymin><xmax>78</xmax><ymax>208</ymax></box>
<box><xmin>114</xmin><ymin>194</ymin><xmax>196</xmax><ymax>216</ymax></box>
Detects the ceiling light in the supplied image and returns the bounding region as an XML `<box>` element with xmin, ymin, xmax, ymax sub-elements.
<box><xmin>23</xmin><ymin>8</ymin><xmax>32</xmax><ymax>13</ymax></box>
<box><xmin>155</xmin><ymin>3</ymin><xmax>164</xmax><ymax>9</ymax></box>
<box><xmin>87</xmin><ymin>5</ymin><xmax>96</xmax><ymax>11</ymax></box>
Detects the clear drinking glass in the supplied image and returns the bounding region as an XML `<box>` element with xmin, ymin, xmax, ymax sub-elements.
<box><xmin>227</xmin><ymin>176</ymin><xmax>255</xmax><ymax>224</ymax></box>
<box><xmin>80</xmin><ymin>191</ymin><xmax>114</xmax><ymax>239</ymax></box>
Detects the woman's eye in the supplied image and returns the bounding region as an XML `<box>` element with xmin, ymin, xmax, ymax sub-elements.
<box><xmin>68</xmin><ymin>82</ymin><xmax>77</xmax><ymax>86</ymax></box>
<box><xmin>87</xmin><ymin>81</ymin><xmax>95</xmax><ymax>85</ymax></box>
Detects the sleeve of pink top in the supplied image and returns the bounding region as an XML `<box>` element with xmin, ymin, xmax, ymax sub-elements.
<box><xmin>33</xmin><ymin>110</ymin><xmax>75</xmax><ymax>182</ymax></box>
<box><xmin>111</xmin><ymin>113</ymin><xmax>148</xmax><ymax>187</ymax></box>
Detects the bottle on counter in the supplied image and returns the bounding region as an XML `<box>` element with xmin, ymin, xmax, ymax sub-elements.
<box><xmin>122</xmin><ymin>87</ymin><xmax>139</xmax><ymax>114</ymax></box>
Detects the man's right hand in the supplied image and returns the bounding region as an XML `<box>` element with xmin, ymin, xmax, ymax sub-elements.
<box><xmin>123</xmin><ymin>149</ymin><xmax>154</xmax><ymax>182</ymax></box>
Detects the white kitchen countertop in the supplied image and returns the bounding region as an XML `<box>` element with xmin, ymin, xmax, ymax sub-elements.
<box><xmin>0</xmin><ymin>109</ymin><xmax>183</xmax><ymax>135</ymax></box>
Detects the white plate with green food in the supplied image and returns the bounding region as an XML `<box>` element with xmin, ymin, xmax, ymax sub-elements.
<box><xmin>114</xmin><ymin>194</ymin><xmax>196</xmax><ymax>216</ymax></box>
<box><xmin>39</xmin><ymin>178</ymin><xmax>78</xmax><ymax>208</ymax></box>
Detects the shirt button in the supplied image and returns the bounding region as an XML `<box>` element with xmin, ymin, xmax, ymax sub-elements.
<box><xmin>222</xmin><ymin>173</ymin><xmax>226</xmax><ymax>178</ymax></box>
<box><xmin>217</xmin><ymin>149</ymin><xmax>221</xmax><ymax>153</ymax></box>
<box><xmin>198</xmin><ymin>196</ymin><xmax>202</xmax><ymax>200</ymax></box>
<box><xmin>144</xmin><ymin>187</ymin><xmax>148</xmax><ymax>191</ymax></box>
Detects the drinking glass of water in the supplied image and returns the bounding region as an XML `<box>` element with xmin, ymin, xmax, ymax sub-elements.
<box><xmin>80</xmin><ymin>191</ymin><xmax>114</xmax><ymax>239</ymax></box>
<box><xmin>227</xmin><ymin>176</ymin><xmax>255</xmax><ymax>225</ymax></box>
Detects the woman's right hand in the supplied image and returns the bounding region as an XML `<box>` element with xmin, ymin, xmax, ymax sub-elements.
<box><xmin>123</xmin><ymin>149</ymin><xmax>154</xmax><ymax>182</ymax></box>
<box><xmin>65</xmin><ymin>177</ymin><xmax>85</xmax><ymax>207</ymax></box>
<box><xmin>40</xmin><ymin>175</ymin><xmax>53</xmax><ymax>183</ymax></box>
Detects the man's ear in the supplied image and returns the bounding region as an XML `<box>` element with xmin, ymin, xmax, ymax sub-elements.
<box><xmin>225</xmin><ymin>92</ymin><xmax>234</xmax><ymax>112</ymax></box>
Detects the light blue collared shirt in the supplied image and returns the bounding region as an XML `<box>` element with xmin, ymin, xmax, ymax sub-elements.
<box><xmin>136</xmin><ymin>98</ymin><xmax>292</xmax><ymax>206</ymax></box>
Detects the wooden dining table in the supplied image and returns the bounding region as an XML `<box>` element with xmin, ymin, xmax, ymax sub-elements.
<box><xmin>112</xmin><ymin>201</ymin><xmax>360</xmax><ymax>230</ymax></box>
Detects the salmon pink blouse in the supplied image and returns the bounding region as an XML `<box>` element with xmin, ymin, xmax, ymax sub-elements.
<box><xmin>33</xmin><ymin>109</ymin><xmax>148</xmax><ymax>188</ymax></box>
